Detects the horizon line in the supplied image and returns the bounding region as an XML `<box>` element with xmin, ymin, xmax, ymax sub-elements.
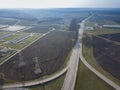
<box><xmin>0</xmin><ymin>7</ymin><xmax>120</xmax><ymax>9</ymax></box>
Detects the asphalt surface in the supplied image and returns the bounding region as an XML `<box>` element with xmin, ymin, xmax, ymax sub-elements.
<box><xmin>61</xmin><ymin>15</ymin><xmax>88</xmax><ymax>90</ymax></box>
<box><xmin>61</xmin><ymin>40</ymin><xmax>80</xmax><ymax>90</ymax></box>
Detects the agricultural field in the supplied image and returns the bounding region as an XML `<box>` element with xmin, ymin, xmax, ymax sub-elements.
<box><xmin>25</xmin><ymin>25</ymin><xmax>50</xmax><ymax>33</ymax></box>
<box><xmin>99</xmin><ymin>33</ymin><xmax>120</xmax><ymax>42</ymax></box>
<box><xmin>89</xmin><ymin>12</ymin><xmax>120</xmax><ymax>25</ymax></box>
<box><xmin>85</xmin><ymin>29</ymin><xmax>120</xmax><ymax>35</ymax></box>
<box><xmin>92</xmin><ymin>36</ymin><xmax>120</xmax><ymax>80</ymax></box>
<box><xmin>0</xmin><ymin>31</ymin><xmax>77</xmax><ymax>82</ymax></box>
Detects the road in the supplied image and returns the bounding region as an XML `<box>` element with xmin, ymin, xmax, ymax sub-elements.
<box><xmin>61</xmin><ymin>38</ymin><xmax>80</xmax><ymax>90</ymax></box>
<box><xmin>61</xmin><ymin>15</ymin><xmax>92</xmax><ymax>90</ymax></box>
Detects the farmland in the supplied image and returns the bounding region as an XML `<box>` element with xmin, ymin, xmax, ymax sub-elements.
<box><xmin>25</xmin><ymin>25</ymin><xmax>50</xmax><ymax>33</ymax></box>
<box><xmin>92</xmin><ymin>36</ymin><xmax>120</xmax><ymax>80</ymax></box>
<box><xmin>99</xmin><ymin>33</ymin><xmax>120</xmax><ymax>42</ymax></box>
<box><xmin>0</xmin><ymin>31</ymin><xmax>77</xmax><ymax>81</ymax></box>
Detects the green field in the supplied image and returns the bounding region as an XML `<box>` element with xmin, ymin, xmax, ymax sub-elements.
<box><xmin>85</xmin><ymin>21</ymin><xmax>95</xmax><ymax>27</ymax></box>
<box><xmin>85</xmin><ymin>29</ymin><xmax>120</xmax><ymax>35</ymax></box>
<box><xmin>75</xmin><ymin>61</ymin><xmax>114</xmax><ymax>90</ymax></box>
<box><xmin>3</xmin><ymin>32</ymin><xmax>41</xmax><ymax>49</ymax></box>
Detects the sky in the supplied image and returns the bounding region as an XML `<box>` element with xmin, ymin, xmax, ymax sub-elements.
<box><xmin>0</xmin><ymin>0</ymin><xmax>120</xmax><ymax>8</ymax></box>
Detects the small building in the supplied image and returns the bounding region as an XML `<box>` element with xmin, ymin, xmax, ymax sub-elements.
<box><xmin>94</xmin><ymin>23</ymin><xmax>102</xmax><ymax>28</ymax></box>
<box><xmin>0</xmin><ymin>47</ymin><xmax>10</xmax><ymax>53</ymax></box>
<box><xmin>85</xmin><ymin>26</ymin><xmax>94</xmax><ymax>30</ymax></box>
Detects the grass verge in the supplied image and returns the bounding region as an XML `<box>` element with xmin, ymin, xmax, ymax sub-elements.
<box><xmin>75</xmin><ymin>60</ymin><xmax>115</xmax><ymax>90</ymax></box>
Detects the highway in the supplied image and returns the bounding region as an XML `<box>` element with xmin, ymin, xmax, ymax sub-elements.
<box><xmin>61</xmin><ymin>38</ymin><xmax>80</xmax><ymax>90</ymax></box>
<box><xmin>61</xmin><ymin>15</ymin><xmax>92</xmax><ymax>90</ymax></box>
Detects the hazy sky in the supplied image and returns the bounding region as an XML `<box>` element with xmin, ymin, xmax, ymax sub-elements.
<box><xmin>0</xmin><ymin>0</ymin><xmax>120</xmax><ymax>8</ymax></box>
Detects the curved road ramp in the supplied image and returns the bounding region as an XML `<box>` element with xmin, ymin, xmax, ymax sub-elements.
<box><xmin>4</xmin><ymin>88</ymin><xmax>28</xmax><ymax>90</ymax></box>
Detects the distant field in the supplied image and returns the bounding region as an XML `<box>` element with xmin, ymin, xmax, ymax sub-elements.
<box><xmin>0</xmin><ymin>17</ymin><xmax>17</xmax><ymax>25</ymax></box>
<box><xmin>75</xmin><ymin>61</ymin><xmax>114</xmax><ymax>90</ymax></box>
<box><xmin>89</xmin><ymin>14</ymin><xmax>120</xmax><ymax>25</ymax></box>
<box><xmin>99</xmin><ymin>33</ymin><xmax>120</xmax><ymax>42</ymax></box>
<box><xmin>0</xmin><ymin>31</ymin><xmax>77</xmax><ymax>81</ymax></box>
<box><xmin>25</xmin><ymin>25</ymin><xmax>50</xmax><ymax>33</ymax></box>
<box><xmin>25</xmin><ymin>12</ymin><xmax>90</xmax><ymax>33</ymax></box>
